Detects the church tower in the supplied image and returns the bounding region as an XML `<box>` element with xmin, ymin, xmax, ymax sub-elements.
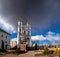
<box><xmin>17</xmin><ymin>18</ymin><xmax>22</xmax><ymax>48</ymax></box>
<box><xmin>26</xmin><ymin>17</ymin><xmax>31</xmax><ymax>47</ymax></box>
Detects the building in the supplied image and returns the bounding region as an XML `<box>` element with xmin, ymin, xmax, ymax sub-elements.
<box><xmin>0</xmin><ymin>29</ymin><xmax>10</xmax><ymax>49</ymax></box>
<box><xmin>10</xmin><ymin>40</ymin><xmax>17</xmax><ymax>48</ymax></box>
<box><xmin>17</xmin><ymin>17</ymin><xmax>31</xmax><ymax>48</ymax></box>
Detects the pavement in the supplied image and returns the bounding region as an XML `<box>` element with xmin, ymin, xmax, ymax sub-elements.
<box><xmin>0</xmin><ymin>50</ymin><xmax>60</xmax><ymax>57</ymax></box>
<box><xmin>0</xmin><ymin>51</ymin><xmax>34</xmax><ymax>57</ymax></box>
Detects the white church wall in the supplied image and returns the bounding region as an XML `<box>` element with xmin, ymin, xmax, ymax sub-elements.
<box><xmin>0</xmin><ymin>30</ymin><xmax>10</xmax><ymax>49</ymax></box>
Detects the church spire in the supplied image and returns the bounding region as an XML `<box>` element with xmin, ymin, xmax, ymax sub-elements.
<box><xmin>18</xmin><ymin>17</ymin><xmax>22</xmax><ymax>22</ymax></box>
<box><xmin>27</xmin><ymin>16</ymin><xmax>30</xmax><ymax>25</ymax></box>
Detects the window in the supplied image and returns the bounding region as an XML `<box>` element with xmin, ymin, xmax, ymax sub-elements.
<box><xmin>28</xmin><ymin>31</ymin><xmax>30</xmax><ymax>35</ymax></box>
<box><xmin>1</xmin><ymin>34</ymin><xmax>3</xmax><ymax>37</ymax></box>
<box><xmin>6</xmin><ymin>36</ymin><xmax>7</xmax><ymax>38</ymax></box>
<box><xmin>5</xmin><ymin>41</ymin><xmax>7</xmax><ymax>43</ymax></box>
<box><xmin>24</xmin><ymin>30</ymin><xmax>25</xmax><ymax>34</ymax></box>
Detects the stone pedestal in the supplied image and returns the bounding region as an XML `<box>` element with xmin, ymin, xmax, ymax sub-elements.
<box><xmin>20</xmin><ymin>44</ymin><xmax>27</xmax><ymax>52</ymax></box>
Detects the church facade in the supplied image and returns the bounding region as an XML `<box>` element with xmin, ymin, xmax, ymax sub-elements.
<box><xmin>17</xmin><ymin>18</ymin><xmax>31</xmax><ymax>48</ymax></box>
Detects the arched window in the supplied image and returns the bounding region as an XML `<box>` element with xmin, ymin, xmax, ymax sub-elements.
<box><xmin>1</xmin><ymin>34</ymin><xmax>3</xmax><ymax>37</ymax></box>
<box><xmin>6</xmin><ymin>36</ymin><xmax>7</xmax><ymax>38</ymax></box>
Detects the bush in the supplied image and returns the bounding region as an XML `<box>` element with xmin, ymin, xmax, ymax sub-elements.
<box><xmin>58</xmin><ymin>48</ymin><xmax>60</xmax><ymax>52</ymax></box>
<box><xmin>43</xmin><ymin>46</ymin><xmax>50</xmax><ymax>54</ymax></box>
<box><xmin>49</xmin><ymin>50</ymin><xmax>54</xmax><ymax>54</ymax></box>
<box><xmin>0</xmin><ymin>49</ymin><xmax>7</xmax><ymax>53</ymax></box>
<box><xmin>9</xmin><ymin>50</ymin><xmax>16</xmax><ymax>53</ymax></box>
<box><xmin>9</xmin><ymin>48</ymin><xmax>20</xmax><ymax>53</ymax></box>
<box><xmin>9</xmin><ymin>48</ymin><xmax>27</xmax><ymax>54</ymax></box>
<box><xmin>15</xmin><ymin>48</ymin><xmax>20</xmax><ymax>53</ymax></box>
<box><xmin>55</xmin><ymin>45</ymin><xmax>59</xmax><ymax>53</ymax></box>
<box><xmin>10</xmin><ymin>46</ymin><xmax>17</xmax><ymax>50</ymax></box>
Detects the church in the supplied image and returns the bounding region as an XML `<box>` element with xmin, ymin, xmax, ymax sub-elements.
<box><xmin>17</xmin><ymin>18</ymin><xmax>32</xmax><ymax>48</ymax></box>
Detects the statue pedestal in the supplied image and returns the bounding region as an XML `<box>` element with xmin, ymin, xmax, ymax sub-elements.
<box><xmin>20</xmin><ymin>44</ymin><xmax>27</xmax><ymax>52</ymax></box>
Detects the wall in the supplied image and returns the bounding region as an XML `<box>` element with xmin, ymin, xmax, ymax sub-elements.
<box><xmin>0</xmin><ymin>30</ymin><xmax>10</xmax><ymax>49</ymax></box>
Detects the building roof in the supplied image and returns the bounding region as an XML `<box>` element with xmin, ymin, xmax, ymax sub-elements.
<box><xmin>0</xmin><ymin>28</ymin><xmax>11</xmax><ymax>35</ymax></box>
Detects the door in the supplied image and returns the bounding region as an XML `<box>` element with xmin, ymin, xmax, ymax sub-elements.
<box><xmin>1</xmin><ymin>40</ymin><xmax>4</xmax><ymax>49</ymax></box>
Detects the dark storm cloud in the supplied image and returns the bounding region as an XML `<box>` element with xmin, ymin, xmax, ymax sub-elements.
<box><xmin>0</xmin><ymin>0</ymin><xmax>60</xmax><ymax>34</ymax></box>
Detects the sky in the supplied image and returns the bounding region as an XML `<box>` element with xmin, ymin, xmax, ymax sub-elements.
<box><xmin>0</xmin><ymin>0</ymin><xmax>60</xmax><ymax>45</ymax></box>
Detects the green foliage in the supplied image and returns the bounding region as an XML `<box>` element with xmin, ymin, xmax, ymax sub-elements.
<box><xmin>15</xmin><ymin>48</ymin><xmax>20</xmax><ymax>53</ymax></box>
<box><xmin>49</xmin><ymin>50</ymin><xmax>54</xmax><ymax>54</ymax></box>
<box><xmin>43</xmin><ymin>46</ymin><xmax>50</xmax><ymax>54</ymax></box>
<box><xmin>9</xmin><ymin>48</ymin><xmax>20</xmax><ymax>53</ymax></box>
<box><xmin>0</xmin><ymin>49</ymin><xmax>7</xmax><ymax>53</ymax></box>
<box><xmin>58</xmin><ymin>48</ymin><xmax>60</xmax><ymax>52</ymax></box>
<box><xmin>55</xmin><ymin>45</ymin><xmax>59</xmax><ymax>53</ymax></box>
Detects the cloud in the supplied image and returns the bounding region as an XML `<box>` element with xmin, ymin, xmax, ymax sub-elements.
<box><xmin>31</xmin><ymin>31</ymin><xmax>60</xmax><ymax>45</ymax></box>
<box><xmin>47</xmin><ymin>31</ymin><xmax>55</xmax><ymax>35</ymax></box>
<box><xmin>0</xmin><ymin>16</ymin><xmax>15</xmax><ymax>34</ymax></box>
<box><xmin>46</xmin><ymin>31</ymin><xmax>60</xmax><ymax>42</ymax></box>
<box><xmin>11</xmin><ymin>38</ymin><xmax>17</xmax><ymax>41</ymax></box>
<box><xmin>31</xmin><ymin>35</ymin><xmax>46</xmax><ymax>41</ymax></box>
